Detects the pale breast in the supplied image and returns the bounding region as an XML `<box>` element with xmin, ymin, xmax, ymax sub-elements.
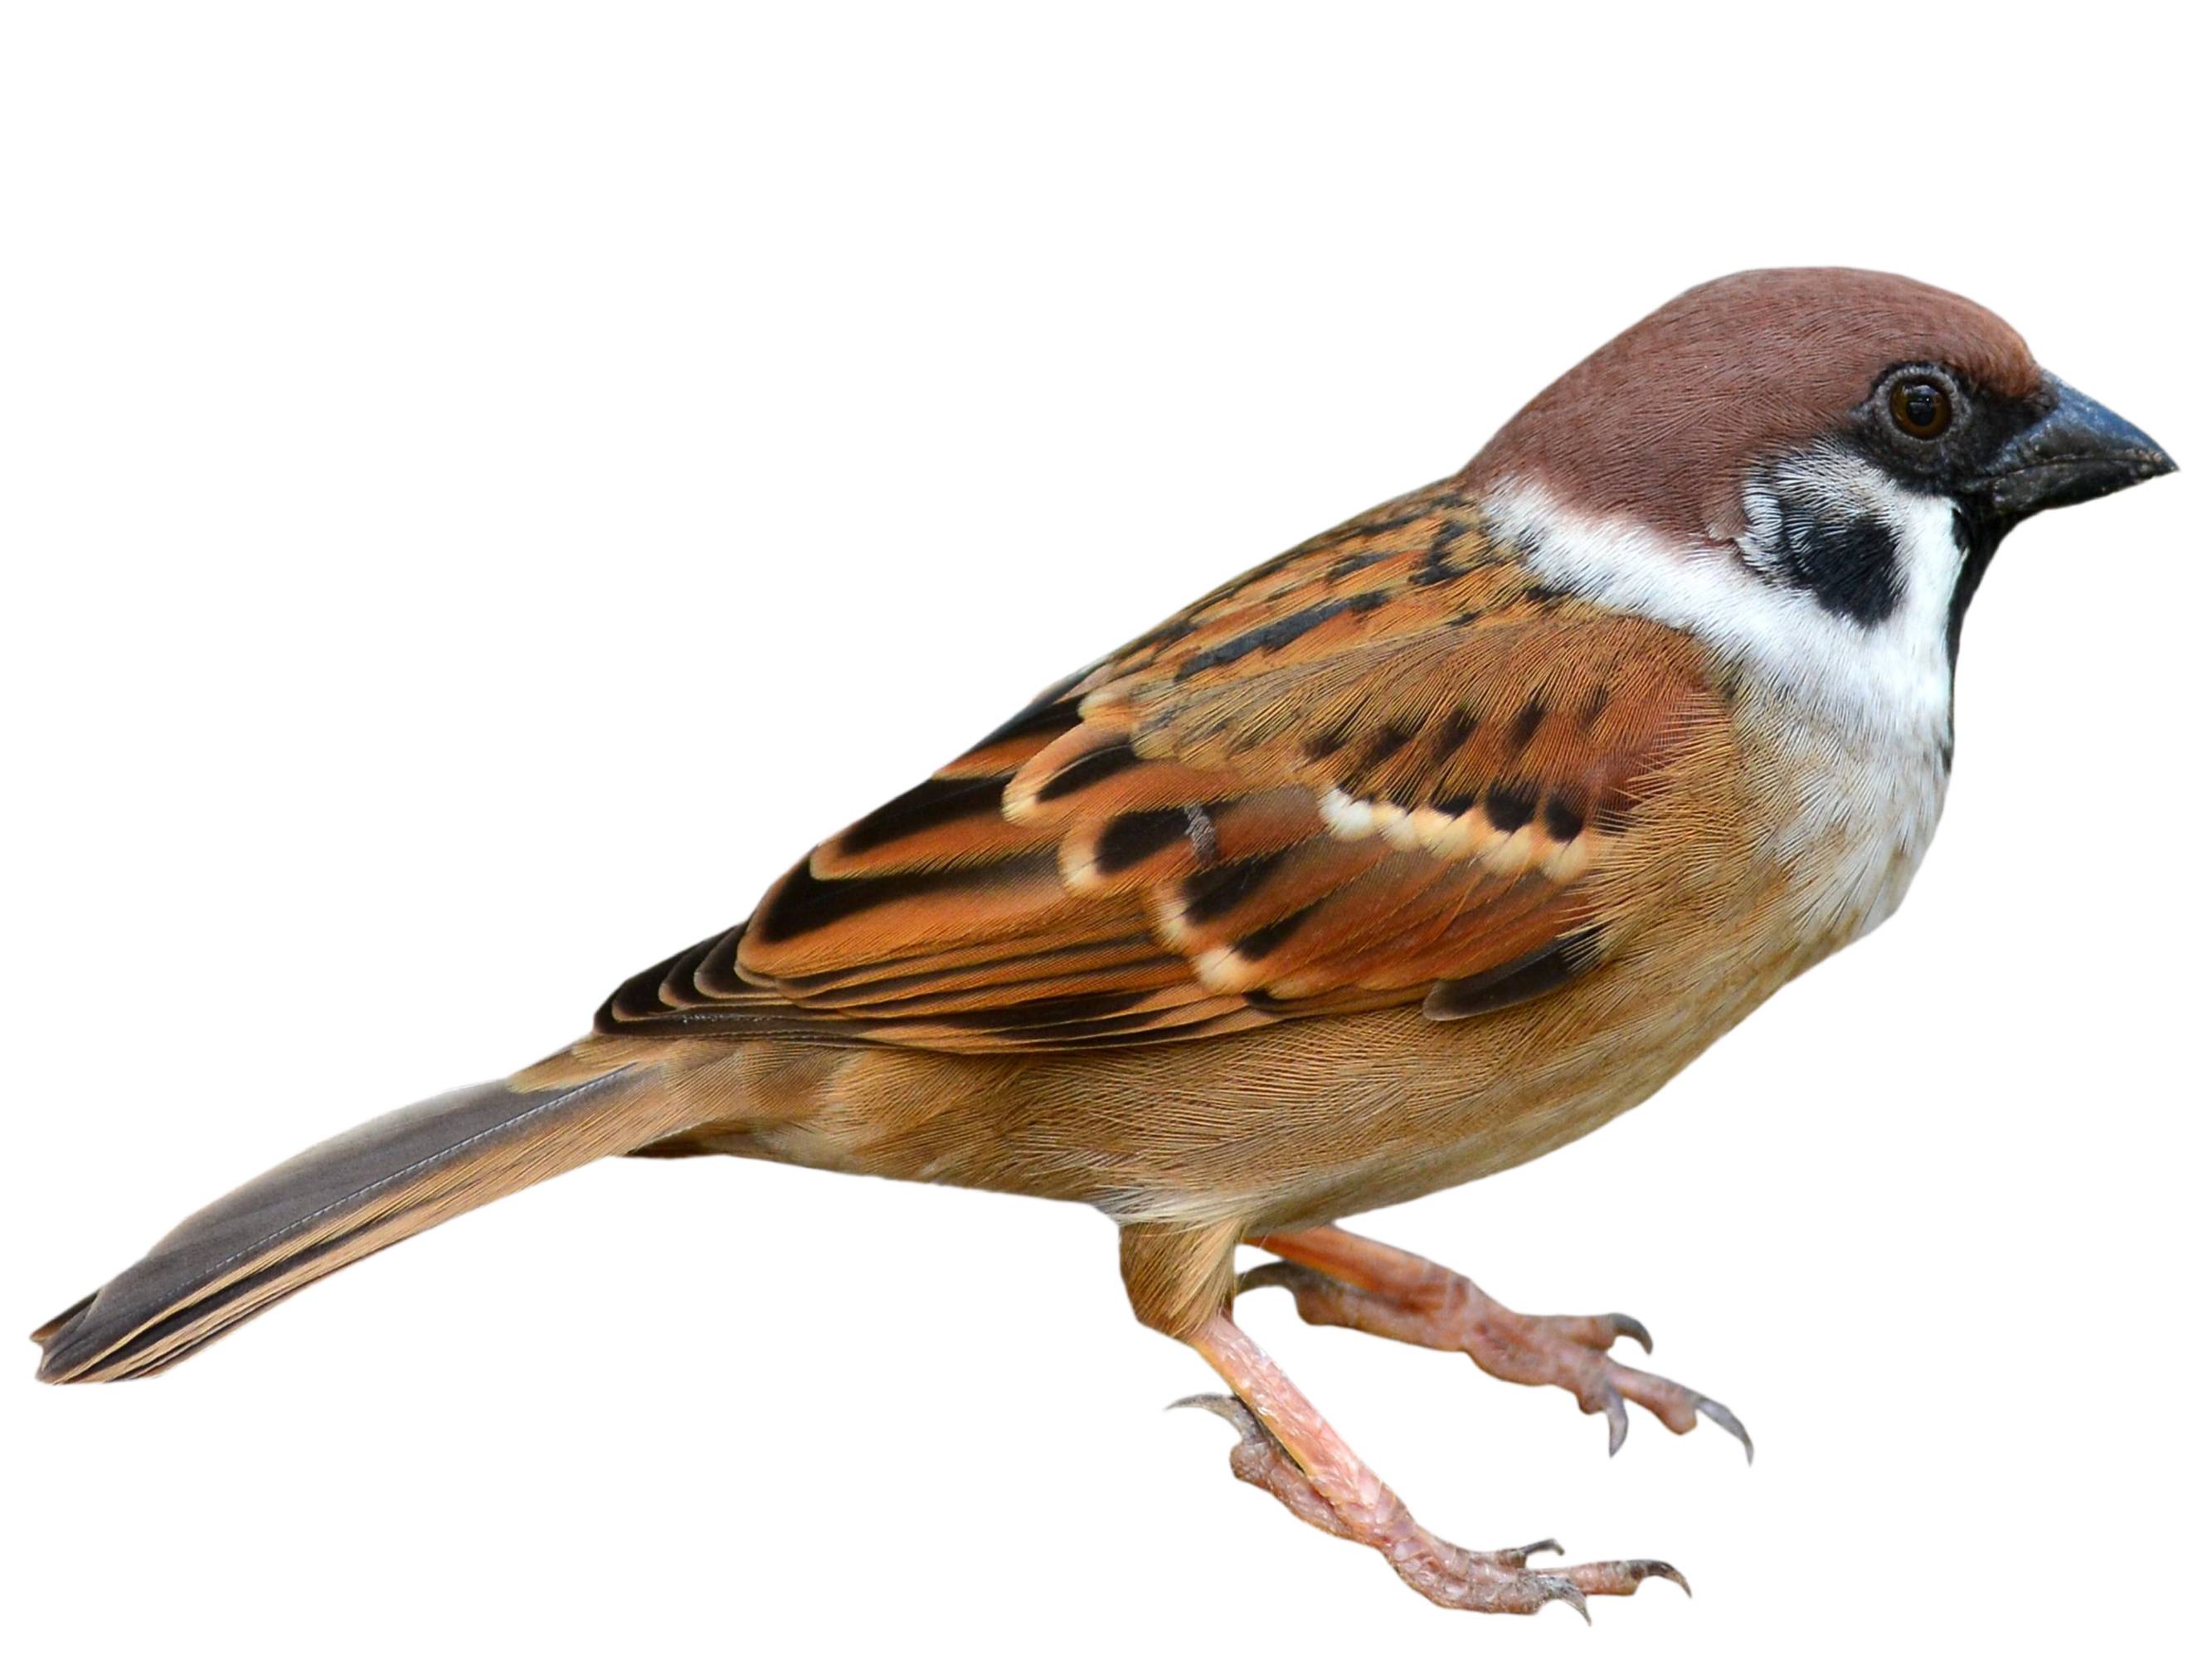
<box><xmin>1737</xmin><ymin>679</ymin><xmax>1953</xmax><ymax>951</ymax></box>
<box><xmin>1494</xmin><ymin>469</ymin><xmax>1966</xmax><ymax>953</ymax></box>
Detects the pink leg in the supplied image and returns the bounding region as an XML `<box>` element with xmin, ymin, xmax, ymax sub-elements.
<box><xmin>1179</xmin><ymin>1311</ymin><xmax>1685</xmax><ymax>1618</ymax></box>
<box><xmin>1243</xmin><ymin>1224</ymin><xmax>1751</xmax><ymax>1459</ymax></box>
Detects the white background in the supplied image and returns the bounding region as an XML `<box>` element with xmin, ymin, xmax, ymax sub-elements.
<box><xmin>4</xmin><ymin>5</ymin><xmax>2205</xmax><ymax>1653</ymax></box>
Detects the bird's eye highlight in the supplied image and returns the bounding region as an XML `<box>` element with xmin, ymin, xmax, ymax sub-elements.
<box><xmin>1889</xmin><ymin>378</ymin><xmax>1952</xmax><ymax>440</ymax></box>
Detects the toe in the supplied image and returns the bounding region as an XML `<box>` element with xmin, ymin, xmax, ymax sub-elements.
<box><xmin>1607</xmin><ymin>1361</ymin><xmax>1753</xmax><ymax>1457</ymax></box>
<box><xmin>1560</xmin><ymin>1558</ymin><xmax>1691</xmax><ymax>1598</ymax></box>
<box><xmin>1480</xmin><ymin>1537</ymin><xmax>1564</xmax><ymax>1568</ymax></box>
<box><xmin>1232</xmin><ymin>1261</ymin><xmax>1312</xmax><ymax>1298</ymax></box>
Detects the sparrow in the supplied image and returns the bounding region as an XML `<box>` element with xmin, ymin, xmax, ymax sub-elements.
<box><xmin>32</xmin><ymin>268</ymin><xmax>2175</xmax><ymax>1618</ymax></box>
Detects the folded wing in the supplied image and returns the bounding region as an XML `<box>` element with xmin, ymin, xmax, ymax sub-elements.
<box><xmin>599</xmin><ymin>482</ymin><xmax>1738</xmax><ymax>1053</ymax></box>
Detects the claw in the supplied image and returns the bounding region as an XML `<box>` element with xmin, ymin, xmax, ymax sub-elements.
<box><xmin>1233</xmin><ymin>1261</ymin><xmax>1308</xmax><ymax>1298</ymax></box>
<box><xmin>1607</xmin><ymin>1312</ymin><xmax>1653</xmax><ymax>1355</ymax></box>
<box><xmin>1488</xmin><ymin>1537</ymin><xmax>1563</xmax><ymax>1567</ymax></box>
<box><xmin>1695</xmin><ymin>1396</ymin><xmax>1754</xmax><ymax>1463</ymax></box>
<box><xmin>1601</xmin><ymin>1384</ymin><xmax>1630</xmax><ymax>1456</ymax></box>
<box><xmin>1535</xmin><ymin>1575</ymin><xmax>1591</xmax><ymax>1622</ymax></box>
<box><xmin>1169</xmin><ymin>1392</ymin><xmax>1257</xmax><ymax>1433</ymax></box>
<box><xmin>1636</xmin><ymin>1560</ymin><xmax>1692</xmax><ymax>1597</ymax></box>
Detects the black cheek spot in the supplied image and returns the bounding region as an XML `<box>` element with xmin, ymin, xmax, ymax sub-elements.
<box><xmin>1434</xmin><ymin>791</ymin><xmax>1480</xmax><ymax>818</ymax></box>
<box><xmin>1508</xmin><ymin>698</ymin><xmax>1545</xmax><ymax>752</ymax></box>
<box><xmin>1761</xmin><ymin>489</ymin><xmax>1904</xmax><ymax>625</ymax></box>
<box><xmin>1804</xmin><ymin>517</ymin><xmax>1903</xmax><ymax>624</ymax></box>
<box><xmin>1541</xmin><ymin>798</ymin><xmax>1586</xmax><ymax>842</ymax></box>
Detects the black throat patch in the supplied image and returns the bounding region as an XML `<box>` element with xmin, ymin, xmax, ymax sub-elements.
<box><xmin>1945</xmin><ymin>505</ymin><xmax>2006</xmax><ymax>666</ymax></box>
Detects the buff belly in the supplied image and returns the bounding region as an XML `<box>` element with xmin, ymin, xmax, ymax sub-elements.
<box><xmin>690</xmin><ymin>930</ymin><xmax>1808</xmax><ymax>1236</ymax></box>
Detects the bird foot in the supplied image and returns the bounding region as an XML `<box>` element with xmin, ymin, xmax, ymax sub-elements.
<box><xmin>1239</xmin><ymin>1250</ymin><xmax>1751</xmax><ymax>1461</ymax></box>
<box><xmin>1174</xmin><ymin>1394</ymin><xmax>1687</xmax><ymax>1617</ymax></box>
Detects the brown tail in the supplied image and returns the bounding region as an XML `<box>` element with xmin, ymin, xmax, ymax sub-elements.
<box><xmin>33</xmin><ymin>1059</ymin><xmax>700</xmax><ymax>1383</ymax></box>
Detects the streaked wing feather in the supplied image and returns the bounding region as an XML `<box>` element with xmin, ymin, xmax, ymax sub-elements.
<box><xmin>598</xmin><ymin>481</ymin><xmax>1733</xmax><ymax>1052</ymax></box>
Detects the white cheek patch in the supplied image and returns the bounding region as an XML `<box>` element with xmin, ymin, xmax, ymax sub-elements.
<box><xmin>1483</xmin><ymin>471</ymin><xmax>1963</xmax><ymax>754</ymax></box>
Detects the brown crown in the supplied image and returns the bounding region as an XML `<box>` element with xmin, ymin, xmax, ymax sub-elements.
<box><xmin>1462</xmin><ymin>268</ymin><xmax>2039</xmax><ymax>538</ymax></box>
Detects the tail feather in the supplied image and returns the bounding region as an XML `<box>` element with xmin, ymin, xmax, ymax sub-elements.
<box><xmin>33</xmin><ymin>1063</ymin><xmax>695</xmax><ymax>1384</ymax></box>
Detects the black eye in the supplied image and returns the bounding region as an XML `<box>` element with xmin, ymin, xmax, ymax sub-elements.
<box><xmin>1889</xmin><ymin>377</ymin><xmax>1952</xmax><ymax>440</ymax></box>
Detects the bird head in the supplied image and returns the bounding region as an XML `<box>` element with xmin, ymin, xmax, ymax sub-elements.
<box><xmin>1462</xmin><ymin>269</ymin><xmax>2176</xmax><ymax>722</ymax></box>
